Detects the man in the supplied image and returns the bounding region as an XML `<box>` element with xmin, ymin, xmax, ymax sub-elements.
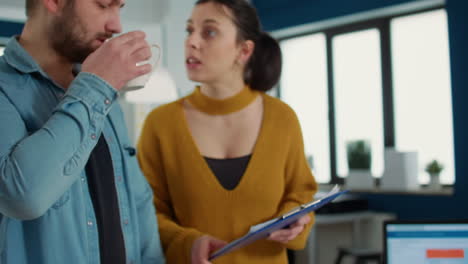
<box><xmin>0</xmin><ymin>0</ymin><xmax>165</xmax><ymax>263</ymax></box>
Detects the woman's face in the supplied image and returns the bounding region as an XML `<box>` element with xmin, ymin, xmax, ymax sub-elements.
<box><xmin>185</xmin><ymin>2</ymin><xmax>247</xmax><ymax>84</ymax></box>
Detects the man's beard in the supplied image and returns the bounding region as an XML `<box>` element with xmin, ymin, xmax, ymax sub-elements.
<box><xmin>49</xmin><ymin>6</ymin><xmax>110</xmax><ymax>63</ymax></box>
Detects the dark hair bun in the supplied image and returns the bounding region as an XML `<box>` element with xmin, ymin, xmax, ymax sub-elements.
<box><xmin>247</xmin><ymin>32</ymin><xmax>282</xmax><ymax>92</ymax></box>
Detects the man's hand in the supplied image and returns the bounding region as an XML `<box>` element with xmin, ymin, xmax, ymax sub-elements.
<box><xmin>268</xmin><ymin>214</ymin><xmax>311</xmax><ymax>244</ymax></box>
<box><xmin>81</xmin><ymin>31</ymin><xmax>152</xmax><ymax>90</ymax></box>
<box><xmin>191</xmin><ymin>235</ymin><xmax>227</xmax><ymax>264</ymax></box>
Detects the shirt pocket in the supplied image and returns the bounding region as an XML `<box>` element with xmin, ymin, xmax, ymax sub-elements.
<box><xmin>122</xmin><ymin>144</ymin><xmax>138</xmax><ymax>175</ymax></box>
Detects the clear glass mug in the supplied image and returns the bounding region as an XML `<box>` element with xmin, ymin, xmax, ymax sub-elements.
<box><xmin>121</xmin><ymin>44</ymin><xmax>161</xmax><ymax>92</ymax></box>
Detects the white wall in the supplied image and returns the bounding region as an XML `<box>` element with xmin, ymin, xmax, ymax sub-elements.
<box><xmin>0</xmin><ymin>6</ymin><xmax>26</xmax><ymax>22</ymax></box>
<box><xmin>164</xmin><ymin>0</ymin><xmax>198</xmax><ymax>96</ymax></box>
<box><xmin>119</xmin><ymin>0</ymin><xmax>198</xmax><ymax>144</ymax></box>
<box><xmin>122</xmin><ymin>0</ymin><xmax>197</xmax><ymax>96</ymax></box>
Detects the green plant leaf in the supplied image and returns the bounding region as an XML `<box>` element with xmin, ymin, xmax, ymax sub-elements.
<box><xmin>347</xmin><ymin>140</ymin><xmax>371</xmax><ymax>170</ymax></box>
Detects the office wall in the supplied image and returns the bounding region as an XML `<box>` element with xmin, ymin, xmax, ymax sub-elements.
<box><xmin>252</xmin><ymin>0</ymin><xmax>468</xmax><ymax>220</ymax></box>
<box><xmin>253</xmin><ymin>0</ymin><xmax>414</xmax><ymax>31</ymax></box>
<box><xmin>0</xmin><ymin>4</ymin><xmax>26</xmax><ymax>39</ymax></box>
<box><xmin>164</xmin><ymin>0</ymin><xmax>197</xmax><ymax>96</ymax></box>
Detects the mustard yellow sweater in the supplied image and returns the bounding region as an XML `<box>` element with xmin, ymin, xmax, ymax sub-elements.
<box><xmin>137</xmin><ymin>92</ymin><xmax>318</xmax><ymax>264</ymax></box>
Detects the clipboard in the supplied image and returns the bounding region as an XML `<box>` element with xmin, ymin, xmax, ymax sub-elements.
<box><xmin>209</xmin><ymin>186</ymin><xmax>348</xmax><ymax>260</ymax></box>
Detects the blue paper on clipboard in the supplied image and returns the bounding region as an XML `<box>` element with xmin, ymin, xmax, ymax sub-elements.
<box><xmin>209</xmin><ymin>186</ymin><xmax>348</xmax><ymax>261</ymax></box>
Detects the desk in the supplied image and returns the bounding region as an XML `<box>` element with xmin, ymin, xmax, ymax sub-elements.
<box><xmin>294</xmin><ymin>211</ymin><xmax>395</xmax><ymax>264</ymax></box>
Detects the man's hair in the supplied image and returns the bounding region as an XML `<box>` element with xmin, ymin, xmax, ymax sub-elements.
<box><xmin>26</xmin><ymin>0</ymin><xmax>74</xmax><ymax>17</ymax></box>
<box><xmin>25</xmin><ymin>0</ymin><xmax>37</xmax><ymax>17</ymax></box>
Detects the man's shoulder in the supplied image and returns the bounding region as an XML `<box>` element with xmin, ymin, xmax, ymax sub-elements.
<box><xmin>0</xmin><ymin>58</ymin><xmax>28</xmax><ymax>100</ymax></box>
<box><xmin>0</xmin><ymin>56</ymin><xmax>28</xmax><ymax>87</ymax></box>
<box><xmin>0</xmin><ymin>56</ymin><xmax>15</xmax><ymax>75</ymax></box>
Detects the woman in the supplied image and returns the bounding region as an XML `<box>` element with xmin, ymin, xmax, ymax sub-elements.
<box><xmin>137</xmin><ymin>0</ymin><xmax>318</xmax><ymax>263</ymax></box>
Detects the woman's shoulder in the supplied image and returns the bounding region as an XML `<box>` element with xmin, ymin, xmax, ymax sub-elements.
<box><xmin>146</xmin><ymin>98</ymin><xmax>183</xmax><ymax>120</ymax></box>
<box><xmin>261</xmin><ymin>93</ymin><xmax>299</xmax><ymax>122</ymax></box>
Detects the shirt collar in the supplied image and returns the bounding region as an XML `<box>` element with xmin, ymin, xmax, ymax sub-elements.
<box><xmin>3</xmin><ymin>36</ymin><xmax>44</xmax><ymax>74</ymax></box>
<box><xmin>3</xmin><ymin>36</ymin><xmax>82</xmax><ymax>83</ymax></box>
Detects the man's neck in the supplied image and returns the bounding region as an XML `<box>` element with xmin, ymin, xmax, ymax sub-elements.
<box><xmin>19</xmin><ymin>22</ymin><xmax>75</xmax><ymax>89</ymax></box>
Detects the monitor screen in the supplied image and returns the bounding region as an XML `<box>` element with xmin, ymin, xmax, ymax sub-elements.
<box><xmin>384</xmin><ymin>220</ymin><xmax>468</xmax><ymax>264</ymax></box>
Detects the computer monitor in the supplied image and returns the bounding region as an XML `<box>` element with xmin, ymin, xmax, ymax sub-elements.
<box><xmin>384</xmin><ymin>220</ymin><xmax>468</xmax><ymax>264</ymax></box>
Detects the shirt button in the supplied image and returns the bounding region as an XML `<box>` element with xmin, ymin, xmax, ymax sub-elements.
<box><xmin>123</xmin><ymin>219</ymin><xmax>129</xmax><ymax>225</ymax></box>
<box><xmin>117</xmin><ymin>176</ymin><xmax>122</xmax><ymax>182</ymax></box>
<box><xmin>81</xmin><ymin>177</ymin><xmax>85</xmax><ymax>182</ymax></box>
<box><xmin>91</xmin><ymin>134</ymin><xmax>97</xmax><ymax>140</ymax></box>
<box><xmin>87</xmin><ymin>221</ymin><xmax>93</xmax><ymax>226</ymax></box>
<box><xmin>104</xmin><ymin>99</ymin><xmax>111</xmax><ymax>105</ymax></box>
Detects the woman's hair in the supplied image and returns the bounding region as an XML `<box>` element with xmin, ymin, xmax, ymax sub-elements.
<box><xmin>195</xmin><ymin>0</ymin><xmax>282</xmax><ymax>92</ymax></box>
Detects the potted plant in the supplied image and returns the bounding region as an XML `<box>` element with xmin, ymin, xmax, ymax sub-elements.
<box><xmin>345</xmin><ymin>140</ymin><xmax>373</xmax><ymax>189</ymax></box>
<box><xmin>425</xmin><ymin>160</ymin><xmax>443</xmax><ymax>189</ymax></box>
<box><xmin>347</xmin><ymin>140</ymin><xmax>371</xmax><ymax>170</ymax></box>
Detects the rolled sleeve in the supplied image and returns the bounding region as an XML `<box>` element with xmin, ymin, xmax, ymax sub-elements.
<box><xmin>65</xmin><ymin>72</ymin><xmax>118</xmax><ymax>115</ymax></box>
<box><xmin>0</xmin><ymin>72</ymin><xmax>118</xmax><ymax>220</ymax></box>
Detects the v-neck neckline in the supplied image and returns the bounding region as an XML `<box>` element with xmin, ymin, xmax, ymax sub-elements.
<box><xmin>178</xmin><ymin>93</ymin><xmax>270</xmax><ymax>193</ymax></box>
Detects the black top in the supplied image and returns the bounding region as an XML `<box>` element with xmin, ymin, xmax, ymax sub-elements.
<box><xmin>85</xmin><ymin>135</ymin><xmax>126</xmax><ymax>264</ymax></box>
<box><xmin>205</xmin><ymin>155</ymin><xmax>252</xmax><ymax>190</ymax></box>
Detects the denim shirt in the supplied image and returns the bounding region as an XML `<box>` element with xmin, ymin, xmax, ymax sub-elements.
<box><xmin>0</xmin><ymin>37</ymin><xmax>165</xmax><ymax>264</ymax></box>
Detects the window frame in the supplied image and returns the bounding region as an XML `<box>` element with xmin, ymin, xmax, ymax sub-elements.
<box><xmin>277</xmin><ymin>5</ymin><xmax>449</xmax><ymax>186</ymax></box>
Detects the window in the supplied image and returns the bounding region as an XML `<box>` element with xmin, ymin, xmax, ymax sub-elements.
<box><xmin>278</xmin><ymin>7</ymin><xmax>454</xmax><ymax>186</ymax></box>
<box><xmin>333</xmin><ymin>29</ymin><xmax>384</xmax><ymax>177</ymax></box>
<box><xmin>391</xmin><ymin>10</ymin><xmax>454</xmax><ymax>184</ymax></box>
<box><xmin>280</xmin><ymin>34</ymin><xmax>330</xmax><ymax>182</ymax></box>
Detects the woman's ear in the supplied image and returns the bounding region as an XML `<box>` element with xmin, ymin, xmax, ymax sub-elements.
<box><xmin>237</xmin><ymin>40</ymin><xmax>255</xmax><ymax>65</ymax></box>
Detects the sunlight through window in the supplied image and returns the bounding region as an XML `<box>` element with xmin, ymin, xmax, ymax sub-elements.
<box><xmin>280</xmin><ymin>34</ymin><xmax>330</xmax><ymax>183</ymax></box>
<box><xmin>333</xmin><ymin>29</ymin><xmax>384</xmax><ymax>178</ymax></box>
<box><xmin>391</xmin><ymin>9</ymin><xmax>454</xmax><ymax>184</ymax></box>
